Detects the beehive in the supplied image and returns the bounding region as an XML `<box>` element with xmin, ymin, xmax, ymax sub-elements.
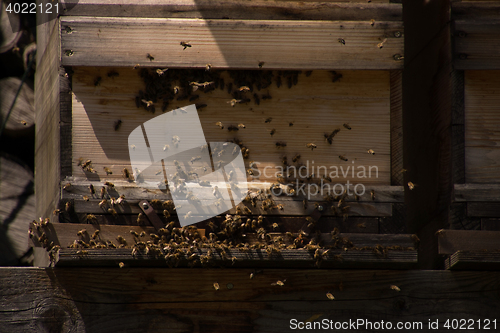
<box><xmin>34</xmin><ymin>0</ymin><xmax>413</xmax><ymax>268</ymax></box>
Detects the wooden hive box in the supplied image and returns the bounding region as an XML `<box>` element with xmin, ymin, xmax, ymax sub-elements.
<box><xmin>34</xmin><ymin>0</ymin><xmax>414</xmax><ymax>268</ymax></box>
<box><xmin>445</xmin><ymin>0</ymin><xmax>500</xmax><ymax>269</ymax></box>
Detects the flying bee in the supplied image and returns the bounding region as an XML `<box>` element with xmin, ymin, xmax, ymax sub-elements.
<box><xmin>408</xmin><ymin>182</ymin><xmax>416</xmax><ymax>190</ymax></box>
<box><xmin>141</xmin><ymin>99</ymin><xmax>154</xmax><ymax>108</ymax></box>
<box><xmin>270</xmin><ymin>129</ymin><xmax>276</xmax><ymax>136</ymax></box>
<box><xmin>98</xmin><ymin>199</ymin><xmax>107</xmax><ymax>208</ymax></box>
<box><xmin>239</xmin><ymin>86</ymin><xmax>250</xmax><ymax>92</ymax></box>
<box><xmin>123</xmin><ymin>168</ymin><xmax>131</xmax><ymax>180</ymax></box>
<box><xmin>156</xmin><ymin>68</ymin><xmax>168</xmax><ymax>76</ymax></box>
<box><xmin>146</xmin><ymin>53</ymin><xmax>154</xmax><ymax>61</ymax></box>
<box><xmin>276</xmin><ymin>142</ymin><xmax>287</xmax><ymax>148</ymax></box>
<box><xmin>306</xmin><ymin>143</ymin><xmax>317</xmax><ymax>151</ymax></box>
<box><xmin>390</xmin><ymin>285</ymin><xmax>401</xmax><ymax>292</ymax></box>
<box><xmin>338</xmin><ymin>155</ymin><xmax>348</xmax><ymax>162</ymax></box>
<box><xmin>281</xmin><ymin>155</ymin><xmax>288</xmax><ymax>166</ymax></box>
<box><xmin>184</xmin><ymin>211</ymin><xmax>192</xmax><ymax>219</ymax></box>
<box><xmin>338</xmin><ymin>38</ymin><xmax>345</xmax><ymax>45</ymax></box>
<box><xmin>238</xmin><ymin>123</ymin><xmax>246</xmax><ymax>129</ymax></box>
<box><xmin>367</xmin><ymin>149</ymin><xmax>375</xmax><ymax>155</ymax></box>
<box><xmin>180</xmin><ymin>41</ymin><xmax>192</xmax><ymax>49</ymax></box>
<box><xmin>94</xmin><ymin>76</ymin><xmax>102</xmax><ymax>86</ymax></box>
<box><xmin>265</xmin><ymin>117</ymin><xmax>272</xmax><ymax>123</ymax></box>
<box><xmin>114</xmin><ymin>119</ymin><xmax>122</xmax><ymax>131</ymax></box>
<box><xmin>20</xmin><ymin>120</ymin><xmax>27</xmax><ymax>126</ymax></box>
<box><xmin>343</xmin><ymin>123</ymin><xmax>351</xmax><ymax>130</ymax></box>
<box><xmin>326</xmin><ymin>292</ymin><xmax>335</xmax><ymax>300</ymax></box>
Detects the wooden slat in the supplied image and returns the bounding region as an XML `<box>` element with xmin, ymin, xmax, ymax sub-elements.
<box><xmin>468</xmin><ymin>202</ymin><xmax>500</xmax><ymax>217</ymax></box>
<box><xmin>454</xmin><ymin>184</ymin><xmax>500</xmax><ymax>202</ymax></box>
<box><xmin>389</xmin><ymin>70</ymin><xmax>403</xmax><ymax>186</ymax></box>
<box><xmin>445</xmin><ymin>250</ymin><xmax>500</xmax><ymax>270</ymax></box>
<box><xmin>481</xmin><ymin>218</ymin><xmax>500</xmax><ymax>231</ymax></box>
<box><xmin>35</xmin><ymin>16</ymin><xmax>62</xmax><ymax>219</ymax></box>
<box><xmin>452</xmin><ymin>1</ymin><xmax>500</xmax><ymax>21</ymax></box>
<box><xmin>61</xmin><ymin>0</ymin><xmax>402</xmax><ymax>21</ymax></box>
<box><xmin>454</xmin><ymin>21</ymin><xmax>500</xmax><ymax>70</ymax></box>
<box><xmin>70</xmin><ymin>68</ymin><xmax>392</xmax><ymax>186</ymax></box>
<box><xmin>1</xmin><ymin>268</ymin><xmax>499</xmax><ymax>332</ymax></box>
<box><xmin>464</xmin><ymin>71</ymin><xmax>500</xmax><ymax>183</ymax></box>
<box><xmin>438</xmin><ymin>230</ymin><xmax>500</xmax><ymax>255</ymax></box>
<box><xmin>60</xmin><ymin>17</ymin><xmax>404</xmax><ymax>69</ymax></box>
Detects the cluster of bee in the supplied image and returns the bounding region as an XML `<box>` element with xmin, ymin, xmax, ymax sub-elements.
<box><xmin>28</xmin><ymin>217</ymin><xmax>60</xmax><ymax>263</ymax></box>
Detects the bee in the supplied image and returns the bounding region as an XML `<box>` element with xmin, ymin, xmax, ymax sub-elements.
<box><xmin>133</xmin><ymin>64</ymin><xmax>140</xmax><ymax>70</ymax></box>
<box><xmin>326</xmin><ymin>292</ymin><xmax>335</xmax><ymax>300</ymax></box>
<box><xmin>107</xmin><ymin>70</ymin><xmax>119</xmax><ymax>78</ymax></box>
<box><xmin>163</xmin><ymin>144</ymin><xmax>170</xmax><ymax>151</ymax></box>
<box><xmin>338</xmin><ymin>155</ymin><xmax>348</xmax><ymax>162</ymax></box>
<box><xmin>377</xmin><ymin>38</ymin><xmax>388</xmax><ymax>49</ymax></box>
<box><xmin>238</xmin><ymin>123</ymin><xmax>246</xmax><ymax>129</ymax></box>
<box><xmin>100</xmin><ymin>186</ymin><xmax>106</xmax><ymax>199</ymax></box>
<box><xmin>277</xmin><ymin>204</ymin><xmax>284</xmax><ymax>211</ymax></box>
<box><xmin>408</xmin><ymin>182</ymin><xmax>416</xmax><ymax>190</ymax></box>
<box><xmin>271</xmin><ymin>280</ymin><xmax>286</xmax><ymax>286</ymax></box>
<box><xmin>265</xmin><ymin>117</ymin><xmax>273</xmax><ymax>123</ymax></box>
<box><xmin>184</xmin><ymin>211</ymin><xmax>192</xmax><ymax>219</ymax></box>
<box><xmin>65</xmin><ymin>201</ymin><xmax>72</xmax><ymax>212</ymax></box>
<box><xmin>103</xmin><ymin>167</ymin><xmax>113</xmax><ymax>175</ymax></box>
<box><xmin>105</xmin><ymin>181</ymin><xmax>114</xmax><ymax>187</ymax></box>
<box><xmin>118</xmin><ymin>262</ymin><xmax>125</xmax><ymax>268</ymax></box>
<box><xmin>213</xmin><ymin>282</ymin><xmax>220</xmax><ymax>290</ymax></box>
<box><xmin>141</xmin><ymin>99</ymin><xmax>154</xmax><ymax>108</ymax></box>
<box><xmin>343</xmin><ymin>123</ymin><xmax>351</xmax><ymax>130</ymax></box>
<box><xmin>123</xmin><ymin>168</ymin><xmax>131</xmax><ymax>180</ymax></box>
<box><xmin>116</xmin><ymin>235</ymin><xmax>127</xmax><ymax>245</ymax></box>
<box><xmin>163</xmin><ymin>210</ymin><xmax>170</xmax><ymax>218</ymax></box>
<box><xmin>367</xmin><ymin>149</ymin><xmax>375</xmax><ymax>155</ymax></box>
<box><xmin>270</xmin><ymin>129</ymin><xmax>276</xmax><ymax>136</ymax></box>
<box><xmin>156</xmin><ymin>68</ymin><xmax>168</xmax><ymax>76</ymax></box>
<box><xmin>258</xmin><ymin>61</ymin><xmax>265</xmax><ymax>68</ymax></box>
<box><xmin>114</xmin><ymin>119</ymin><xmax>122</xmax><ymax>131</ymax></box>
<box><xmin>276</xmin><ymin>142</ymin><xmax>287</xmax><ymax>148</ymax></box>
<box><xmin>83</xmin><ymin>195</ymin><xmax>89</xmax><ymax>201</ymax></box>
<box><xmin>290</xmin><ymin>154</ymin><xmax>300</xmax><ymax>163</ymax></box>
<box><xmin>370</xmin><ymin>19</ymin><xmax>375</xmax><ymax>26</ymax></box>
<box><xmin>331</xmin><ymin>71</ymin><xmax>343</xmax><ymax>83</ymax></box>
<box><xmin>63</xmin><ymin>183</ymin><xmax>71</xmax><ymax>190</ymax></box>
<box><xmin>180</xmin><ymin>41</ymin><xmax>192</xmax><ymax>49</ymax></box>
<box><xmin>390</xmin><ymin>285</ymin><xmax>401</xmax><ymax>292</ymax></box>
<box><xmin>173</xmin><ymin>86</ymin><xmax>180</xmax><ymax>94</ymax></box>
<box><xmin>94</xmin><ymin>76</ymin><xmax>102</xmax><ymax>86</ymax></box>
<box><xmin>227</xmin><ymin>125</ymin><xmax>239</xmax><ymax>132</ymax></box>
<box><xmin>99</xmin><ymin>199</ymin><xmax>107</xmax><ymax>208</ymax></box>
<box><xmin>53</xmin><ymin>209</ymin><xmax>61</xmax><ymax>216</ymax></box>
<box><xmin>239</xmin><ymin>86</ymin><xmax>250</xmax><ymax>92</ymax></box>
<box><xmin>92</xmin><ymin>229</ymin><xmax>100</xmax><ymax>239</ymax></box>
<box><xmin>146</xmin><ymin>53</ymin><xmax>154</xmax><ymax>61</ymax></box>
<box><xmin>77</xmin><ymin>229</ymin><xmax>87</xmax><ymax>236</ymax></box>
<box><xmin>87</xmin><ymin>214</ymin><xmax>97</xmax><ymax>223</ymax></box>
<box><xmin>21</xmin><ymin>120</ymin><xmax>27</xmax><ymax>126</ymax></box>
<box><xmin>228</xmin><ymin>99</ymin><xmax>242</xmax><ymax>107</ymax></box>
<box><xmin>205</xmin><ymin>63</ymin><xmax>212</xmax><ymax>71</ymax></box>
<box><xmin>435</xmin><ymin>229</ymin><xmax>445</xmax><ymax>237</ymax></box>
<box><xmin>338</xmin><ymin>38</ymin><xmax>345</xmax><ymax>45</ymax></box>
<box><xmin>370</xmin><ymin>189</ymin><xmax>375</xmax><ymax>201</ymax></box>
<box><xmin>306</xmin><ymin>143</ymin><xmax>317</xmax><ymax>151</ymax></box>
<box><xmin>130</xmin><ymin>230</ymin><xmax>140</xmax><ymax>238</ymax></box>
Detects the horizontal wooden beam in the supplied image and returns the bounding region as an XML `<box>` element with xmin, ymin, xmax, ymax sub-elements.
<box><xmin>453</xmin><ymin>20</ymin><xmax>500</xmax><ymax>70</ymax></box>
<box><xmin>1</xmin><ymin>268</ymin><xmax>499</xmax><ymax>332</ymax></box>
<box><xmin>445</xmin><ymin>250</ymin><xmax>500</xmax><ymax>270</ymax></box>
<box><xmin>452</xmin><ymin>2</ymin><xmax>500</xmax><ymax>22</ymax></box>
<box><xmin>454</xmin><ymin>184</ymin><xmax>500</xmax><ymax>202</ymax></box>
<box><xmin>60</xmin><ymin>17</ymin><xmax>404</xmax><ymax>69</ymax></box>
<box><xmin>61</xmin><ymin>0</ymin><xmax>402</xmax><ymax>21</ymax></box>
<box><xmin>467</xmin><ymin>202</ymin><xmax>500</xmax><ymax>217</ymax></box>
<box><xmin>438</xmin><ymin>230</ymin><xmax>500</xmax><ymax>255</ymax></box>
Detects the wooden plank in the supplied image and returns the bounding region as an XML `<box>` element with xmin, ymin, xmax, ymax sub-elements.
<box><xmin>452</xmin><ymin>2</ymin><xmax>500</xmax><ymax>21</ymax></box>
<box><xmin>61</xmin><ymin>0</ymin><xmax>402</xmax><ymax>21</ymax></box>
<box><xmin>449</xmin><ymin>202</ymin><xmax>481</xmax><ymax>230</ymax></box>
<box><xmin>464</xmin><ymin>71</ymin><xmax>500</xmax><ymax>183</ymax></box>
<box><xmin>60</xmin><ymin>17</ymin><xmax>404</xmax><ymax>69</ymax></box>
<box><xmin>445</xmin><ymin>250</ymin><xmax>500</xmax><ymax>270</ymax></box>
<box><xmin>454</xmin><ymin>21</ymin><xmax>500</xmax><ymax>70</ymax></box>
<box><xmin>34</xmin><ymin>16</ymin><xmax>62</xmax><ymax>219</ymax></box>
<box><xmin>70</xmin><ymin>68</ymin><xmax>392</xmax><ymax>186</ymax></box>
<box><xmin>35</xmin><ymin>0</ymin><xmax>59</xmax><ymax>65</ymax></box>
<box><xmin>481</xmin><ymin>218</ymin><xmax>500</xmax><ymax>231</ymax></box>
<box><xmin>454</xmin><ymin>184</ymin><xmax>500</xmax><ymax>202</ymax></box>
<box><xmin>1</xmin><ymin>268</ymin><xmax>499</xmax><ymax>332</ymax></box>
<box><xmin>438</xmin><ymin>230</ymin><xmax>500</xmax><ymax>255</ymax></box>
<box><xmin>468</xmin><ymin>202</ymin><xmax>500</xmax><ymax>217</ymax></box>
<box><xmin>390</xmin><ymin>70</ymin><xmax>403</xmax><ymax>186</ymax></box>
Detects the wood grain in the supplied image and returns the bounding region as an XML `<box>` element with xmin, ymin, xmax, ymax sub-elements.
<box><xmin>0</xmin><ymin>77</ymin><xmax>35</xmax><ymax>134</ymax></box>
<box><xmin>445</xmin><ymin>250</ymin><xmax>500</xmax><ymax>270</ymax></box>
<box><xmin>464</xmin><ymin>70</ymin><xmax>500</xmax><ymax>183</ymax></box>
<box><xmin>438</xmin><ymin>230</ymin><xmax>500</xmax><ymax>255</ymax></box>
<box><xmin>454</xmin><ymin>183</ymin><xmax>500</xmax><ymax>202</ymax></box>
<box><xmin>61</xmin><ymin>0</ymin><xmax>401</xmax><ymax>21</ymax></box>
<box><xmin>0</xmin><ymin>268</ymin><xmax>499</xmax><ymax>332</ymax></box>
<box><xmin>454</xmin><ymin>21</ymin><xmax>500</xmax><ymax>69</ymax></box>
<box><xmin>60</xmin><ymin>17</ymin><xmax>404</xmax><ymax>69</ymax></box>
<box><xmin>467</xmin><ymin>202</ymin><xmax>500</xmax><ymax>217</ymax></box>
<box><xmin>481</xmin><ymin>218</ymin><xmax>500</xmax><ymax>231</ymax></box>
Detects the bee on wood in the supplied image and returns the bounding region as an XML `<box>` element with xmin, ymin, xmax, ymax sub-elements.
<box><xmin>258</xmin><ymin>61</ymin><xmax>265</xmax><ymax>68</ymax></box>
<box><xmin>92</xmin><ymin>229</ymin><xmax>100</xmax><ymax>239</ymax></box>
<box><xmin>228</xmin><ymin>125</ymin><xmax>239</xmax><ymax>132</ymax></box>
<box><xmin>146</xmin><ymin>53</ymin><xmax>154</xmax><ymax>61</ymax></box>
<box><xmin>180</xmin><ymin>41</ymin><xmax>192</xmax><ymax>49</ymax></box>
<box><xmin>63</xmin><ymin>183</ymin><xmax>71</xmax><ymax>191</ymax></box>
<box><xmin>408</xmin><ymin>182</ymin><xmax>416</xmax><ymax>190</ymax></box>
<box><xmin>83</xmin><ymin>195</ymin><xmax>89</xmax><ymax>201</ymax></box>
<box><xmin>53</xmin><ymin>209</ymin><xmax>61</xmax><ymax>216</ymax></box>
<box><xmin>103</xmin><ymin>167</ymin><xmax>113</xmax><ymax>175</ymax></box>
<box><xmin>100</xmin><ymin>186</ymin><xmax>106</xmax><ymax>199</ymax></box>
<box><xmin>377</xmin><ymin>38</ymin><xmax>388</xmax><ymax>49</ymax></box>
<box><xmin>20</xmin><ymin>120</ymin><xmax>27</xmax><ymax>126</ymax></box>
<box><xmin>367</xmin><ymin>149</ymin><xmax>375</xmax><ymax>155</ymax></box>
<box><xmin>65</xmin><ymin>201</ymin><xmax>72</xmax><ymax>212</ymax></box>
<box><xmin>87</xmin><ymin>214</ymin><xmax>97</xmax><ymax>223</ymax></box>
<box><xmin>133</xmin><ymin>64</ymin><xmax>140</xmax><ymax>70</ymax></box>
<box><xmin>238</xmin><ymin>123</ymin><xmax>246</xmax><ymax>129</ymax></box>
<box><xmin>265</xmin><ymin>117</ymin><xmax>273</xmax><ymax>123</ymax></box>
<box><xmin>331</xmin><ymin>71</ymin><xmax>343</xmax><ymax>83</ymax></box>
<box><xmin>326</xmin><ymin>292</ymin><xmax>335</xmax><ymax>300</ymax></box>
<box><xmin>271</xmin><ymin>280</ymin><xmax>286</xmax><ymax>286</ymax></box>
<box><xmin>205</xmin><ymin>63</ymin><xmax>212</xmax><ymax>71</ymax></box>
<box><xmin>338</xmin><ymin>38</ymin><xmax>345</xmax><ymax>45</ymax></box>
<box><xmin>77</xmin><ymin>229</ymin><xmax>87</xmax><ymax>237</ymax></box>
<box><xmin>338</xmin><ymin>155</ymin><xmax>348</xmax><ymax>162</ymax></box>
<box><xmin>371</xmin><ymin>189</ymin><xmax>375</xmax><ymax>201</ymax></box>
<box><xmin>270</xmin><ymin>129</ymin><xmax>276</xmax><ymax>136</ymax></box>
<box><xmin>94</xmin><ymin>76</ymin><xmax>102</xmax><ymax>86</ymax></box>
<box><xmin>141</xmin><ymin>99</ymin><xmax>154</xmax><ymax>108</ymax></box>
<box><xmin>435</xmin><ymin>229</ymin><xmax>445</xmax><ymax>237</ymax></box>
<box><xmin>185</xmin><ymin>211</ymin><xmax>192</xmax><ymax>219</ymax></box>
<box><xmin>99</xmin><ymin>199</ymin><xmax>107</xmax><ymax>209</ymax></box>
<box><xmin>107</xmin><ymin>70</ymin><xmax>119</xmax><ymax>78</ymax></box>
<box><xmin>276</xmin><ymin>142</ymin><xmax>287</xmax><ymax>148</ymax></box>
<box><xmin>105</xmin><ymin>181</ymin><xmax>114</xmax><ymax>188</ymax></box>
<box><xmin>306</xmin><ymin>143</ymin><xmax>317</xmax><ymax>151</ymax></box>
<box><xmin>228</xmin><ymin>99</ymin><xmax>242</xmax><ymax>107</ymax></box>
<box><xmin>370</xmin><ymin>19</ymin><xmax>375</xmax><ymax>26</ymax></box>
<box><xmin>343</xmin><ymin>123</ymin><xmax>351</xmax><ymax>130</ymax></box>
<box><xmin>116</xmin><ymin>235</ymin><xmax>127</xmax><ymax>245</ymax></box>
<box><xmin>390</xmin><ymin>285</ymin><xmax>401</xmax><ymax>292</ymax></box>
<box><xmin>123</xmin><ymin>168</ymin><xmax>131</xmax><ymax>180</ymax></box>
<box><xmin>213</xmin><ymin>282</ymin><xmax>220</xmax><ymax>290</ymax></box>
<box><xmin>118</xmin><ymin>262</ymin><xmax>125</xmax><ymax>268</ymax></box>
<box><xmin>239</xmin><ymin>86</ymin><xmax>250</xmax><ymax>92</ymax></box>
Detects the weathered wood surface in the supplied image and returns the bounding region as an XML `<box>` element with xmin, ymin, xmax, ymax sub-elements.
<box><xmin>0</xmin><ymin>77</ymin><xmax>34</xmax><ymax>135</ymax></box>
<box><xmin>464</xmin><ymin>70</ymin><xmax>500</xmax><ymax>183</ymax></box>
<box><xmin>438</xmin><ymin>230</ymin><xmax>500</xmax><ymax>255</ymax></box>
<box><xmin>60</xmin><ymin>17</ymin><xmax>404</xmax><ymax>69</ymax></box>
<box><xmin>1</xmin><ymin>268</ymin><xmax>499</xmax><ymax>332</ymax></box>
<box><xmin>34</xmin><ymin>16</ymin><xmax>62</xmax><ymax>219</ymax></box>
<box><xmin>452</xmin><ymin>2</ymin><xmax>500</xmax><ymax>22</ymax></box>
<box><xmin>454</xmin><ymin>20</ymin><xmax>500</xmax><ymax>70</ymax></box>
<box><xmin>70</xmin><ymin>68</ymin><xmax>392</xmax><ymax>186</ymax></box>
<box><xmin>481</xmin><ymin>218</ymin><xmax>500</xmax><ymax>231</ymax></box>
<box><xmin>467</xmin><ymin>202</ymin><xmax>500</xmax><ymax>217</ymax></box>
<box><xmin>454</xmin><ymin>184</ymin><xmax>500</xmax><ymax>202</ymax></box>
<box><xmin>445</xmin><ymin>250</ymin><xmax>500</xmax><ymax>270</ymax></box>
<box><xmin>60</xmin><ymin>0</ymin><xmax>402</xmax><ymax>21</ymax></box>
